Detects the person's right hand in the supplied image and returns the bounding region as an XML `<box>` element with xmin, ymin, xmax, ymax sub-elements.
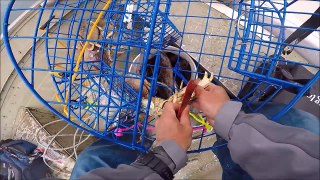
<box><xmin>192</xmin><ymin>84</ymin><xmax>230</xmax><ymax>124</ymax></box>
<box><xmin>155</xmin><ymin>102</ymin><xmax>192</xmax><ymax>151</ymax></box>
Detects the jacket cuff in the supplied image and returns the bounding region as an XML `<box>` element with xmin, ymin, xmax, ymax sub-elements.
<box><xmin>156</xmin><ymin>140</ymin><xmax>188</xmax><ymax>174</ymax></box>
<box><xmin>214</xmin><ymin>101</ymin><xmax>242</xmax><ymax>141</ymax></box>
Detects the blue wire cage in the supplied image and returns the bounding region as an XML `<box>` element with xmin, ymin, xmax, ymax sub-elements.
<box><xmin>3</xmin><ymin>0</ymin><xmax>319</xmax><ymax>153</ymax></box>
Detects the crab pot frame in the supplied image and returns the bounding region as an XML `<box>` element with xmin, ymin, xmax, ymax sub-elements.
<box><xmin>3</xmin><ymin>0</ymin><xmax>320</xmax><ymax>152</ymax></box>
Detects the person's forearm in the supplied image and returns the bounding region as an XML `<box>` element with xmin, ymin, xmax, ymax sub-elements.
<box><xmin>214</xmin><ymin>101</ymin><xmax>320</xmax><ymax>179</ymax></box>
<box><xmin>79</xmin><ymin>140</ymin><xmax>187</xmax><ymax>180</ymax></box>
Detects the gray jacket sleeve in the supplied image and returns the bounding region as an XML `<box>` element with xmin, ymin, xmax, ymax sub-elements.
<box><xmin>214</xmin><ymin>101</ymin><xmax>320</xmax><ymax>180</ymax></box>
<box><xmin>79</xmin><ymin>140</ymin><xmax>187</xmax><ymax>180</ymax></box>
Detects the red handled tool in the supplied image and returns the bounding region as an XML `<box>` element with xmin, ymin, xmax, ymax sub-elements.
<box><xmin>177</xmin><ymin>80</ymin><xmax>198</xmax><ymax>119</ymax></box>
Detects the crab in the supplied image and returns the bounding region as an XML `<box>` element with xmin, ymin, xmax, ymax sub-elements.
<box><xmin>149</xmin><ymin>71</ymin><xmax>214</xmax><ymax>117</ymax></box>
<box><xmin>126</xmin><ymin>78</ymin><xmax>151</xmax><ymax>99</ymax></box>
<box><xmin>127</xmin><ymin>72</ymin><xmax>214</xmax><ymax>121</ymax></box>
<box><xmin>77</xmin><ymin>20</ymin><xmax>114</xmax><ymax>67</ymax></box>
<box><xmin>78</xmin><ymin>20</ymin><xmax>114</xmax><ymax>51</ymax></box>
<box><xmin>77</xmin><ymin>20</ymin><xmax>131</xmax><ymax>69</ymax></box>
<box><xmin>82</xmin><ymin>44</ymin><xmax>112</xmax><ymax>69</ymax></box>
<box><xmin>123</xmin><ymin>71</ymin><xmax>214</xmax><ymax>141</ymax></box>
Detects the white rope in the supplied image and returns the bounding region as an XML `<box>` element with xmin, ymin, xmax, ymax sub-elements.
<box><xmin>34</xmin><ymin>114</ymin><xmax>96</xmax><ymax>176</ymax></box>
<box><xmin>31</xmin><ymin>77</ymin><xmax>114</xmax><ymax>175</ymax></box>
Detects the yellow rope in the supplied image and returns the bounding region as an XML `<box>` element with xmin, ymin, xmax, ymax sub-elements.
<box><xmin>189</xmin><ymin>112</ymin><xmax>213</xmax><ymax>132</ymax></box>
<box><xmin>62</xmin><ymin>0</ymin><xmax>112</xmax><ymax>117</ymax></box>
<box><xmin>48</xmin><ymin>33</ymin><xmax>68</xmax><ymax>48</ymax></box>
<box><xmin>71</xmin><ymin>0</ymin><xmax>112</xmax><ymax>84</ymax></box>
<box><xmin>45</xmin><ymin>1</ymin><xmax>112</xmax><ymax>118</ymax></box>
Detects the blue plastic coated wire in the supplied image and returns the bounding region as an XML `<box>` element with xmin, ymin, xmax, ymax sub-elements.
<box><xmin>3</xmin><ymin>0</ymin><xmax>320</xmax><ymax>153</ymax></box>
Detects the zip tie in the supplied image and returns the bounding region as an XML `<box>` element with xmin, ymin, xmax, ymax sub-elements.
<box><xmin>189</xmin><ymin>112</ymin><xmax>213</xmax><ymax>132</ymax></box>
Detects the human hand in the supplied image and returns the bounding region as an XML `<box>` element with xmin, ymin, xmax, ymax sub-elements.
<box><xmin>155</xmin><ymin>102</ymin><xmax>192</xmax><ymax>151</ymax></box>
<box><xmin>192</xmin><ymin>84</ymin><xmax>230</xmax><ymax>124</ymax></box>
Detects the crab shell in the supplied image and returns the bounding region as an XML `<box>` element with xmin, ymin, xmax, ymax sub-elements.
<box><xmin>149</xmin><ymin>72</ymin><xmax>214</xmax><ymax>117</ymax></box>
<box><xmin>155</xmin><ymin>53</ymin><xmax>174</xmax><ymax>99</ymax></box>
<box><xmin>79</xmin><ymin>20</ymin><xmax>114</xmax><ymax>51</ymax></box>
<box><xmin>83</xmin><ymin>45</ymin><xmax>112</xmax><ymax>66</ymax></box>
<box><xmin>79</xmin><ymin>21</ymin><xmax>101</xmax><ymax>39</ymax></box>
<box><xmin>126</xmin><ymin>78</ymin><xmax>151</xmax><ymax>99</ymax></box>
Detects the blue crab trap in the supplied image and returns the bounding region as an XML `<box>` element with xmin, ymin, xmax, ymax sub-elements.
<box><xmin>3</xmin><ymin>0</ymin><xmax>319</xmax><ymax>153</ymax></box>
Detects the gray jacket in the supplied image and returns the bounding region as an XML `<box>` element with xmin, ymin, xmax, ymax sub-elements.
<box><xmin>80</xmin><ymin>101</ymin><xmax>320</xmax><ymax>179</ymax></box>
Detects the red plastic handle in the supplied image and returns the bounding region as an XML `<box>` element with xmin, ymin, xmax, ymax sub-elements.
<box><xmin>177</xmin><ymin>80</ymin><xmax>198</xmax><ymax>119</ymax></box>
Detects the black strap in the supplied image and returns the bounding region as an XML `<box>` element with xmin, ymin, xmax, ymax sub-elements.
<box><xmin>135</xmin><ymin>150</ymin><xmax>174</xmax><ymax>180</ymax></box>
<box><xmin>278</xmin><ymin>68</ymin><xmax>310</xmax><ymax>85</ymax></box>
<box><xmin>261</xmin><ymin>61</ymin><xmax>311</xmax><ymax>96</ymax></box>
<box><xmin>238</xmin><ymin>56</ymin><xmax>312</xmax><ymax>101</ymax></box>
<box><xmin>0</xmin><ymin>140</ymin><xmax>38</xmax><ymax>158</ymax></box>
<box><xmin>282</xmin><ymin>7</ymin><xmax>320</xmax><ymax>55</ymax></box>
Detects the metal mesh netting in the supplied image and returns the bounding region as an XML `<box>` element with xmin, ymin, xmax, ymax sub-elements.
<box><xmin>3</xmin><ymin>0</ymin><xmax>319</xmax><ymax>152</ymax></box>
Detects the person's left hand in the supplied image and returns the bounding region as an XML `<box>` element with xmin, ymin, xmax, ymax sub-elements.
<box><xmin>155</xmin><ymin>102</ymin><xmax>192</xmax><ymax>151</ymax></box>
